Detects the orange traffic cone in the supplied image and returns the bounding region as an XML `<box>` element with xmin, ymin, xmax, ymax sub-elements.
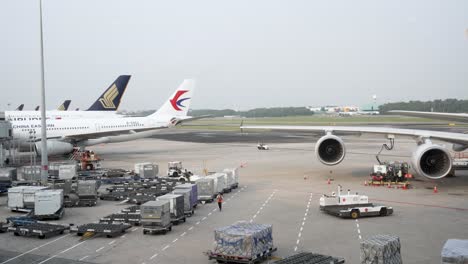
<box><xmin>364</xmin><ymin>181</ymin><xmax>368</xmax><ymax>186</ymax></box>
<box><xmin>433</xmin><ymin>186</ymin><xmax>438</xmax><ymax>193</ymax></box>
<box><xmin>327</xmin><ymin>179</ymin><xmax>331</xmax><ymax>185</ymax></box>
<box><xmin>387</xmin><ymin>183</ymin><xmax>391</xmax><ymax>188</ymax></box>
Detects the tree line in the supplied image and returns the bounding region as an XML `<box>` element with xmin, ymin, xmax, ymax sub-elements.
<box><xmin>379</xmin><ymin>99</ymin><xmax>468</xmax><ymax>114</ymax></box>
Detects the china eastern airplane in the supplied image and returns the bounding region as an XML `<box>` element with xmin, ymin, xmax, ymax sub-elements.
<box><xmin>11</xmin><ymin>79</ymin><xmax>204</xmax><ymax>156</ymax></box>
<box><xmin>241</xmin><ymin>120</ymin><xmax>468</xmax><ymax>180</ymax></box>
<box><xmin>389</xmin><ymin>110</ymin><xmax>468</xmax><ymax>123</ymax></box>
<box><xmin>5</xmin><ymin>75</ymin><xmax>131</xmax><ymax>121</ymax></box>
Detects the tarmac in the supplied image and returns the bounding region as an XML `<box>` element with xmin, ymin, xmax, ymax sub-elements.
<box><xmin>0</xmin><ymin>129</ymin><xmax>467</xmax><ymax>264</ymax></box>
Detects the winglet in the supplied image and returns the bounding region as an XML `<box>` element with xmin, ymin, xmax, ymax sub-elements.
<box><xmin>87</xmin><ymin>75</ymin><xmax>131</xmax><ymax>111</ymax></box>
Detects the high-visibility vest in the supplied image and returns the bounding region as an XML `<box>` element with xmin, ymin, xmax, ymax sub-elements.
<box><xmin>217</xmin><ymin>195</ymin><xmax>223</xmax><ymax>203</ymax></box>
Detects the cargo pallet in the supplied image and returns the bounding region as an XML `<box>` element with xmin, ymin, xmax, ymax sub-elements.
<box><xmin>366</xmin><ymin>180</ymin><xmax>410</xmax><ymax>188</ymax></box>
<box><xmin>142</xmin><ymin>223</ymin><xmax>173</xmax><ymax>235</ymax></box>
<box><xmin>100</xmin><ymin>192</ymin><xmax>129</xmax><ymax>201</ymax></box>
<box><xmin>121</xmin><ymin>205</ymin><xmax>140</xmax><ymax>213</ymax></box>
<box><xmin>8</xmin><ymin>222</ymin><xmax>69</xmax><ymax>239</ymax></box>
<box><xmin>100</xmin><ymin>213</ymin><xmax>141</xmax><ymax>226</ymax></box>
<box><xmin>273</xmin><ymin>252</ymin><xmax>345</xmax><ymax>264</ymax></box>
<box><xmin>77</xmin><ymin>197</ymin><xmax>98</xmax><ymax>207</ymax></box>
<box><xmin>207</xmin><ymin>247</ymin><xmax>277</xmax><ymax>264</ymax></box>
<box><xmin>76</xmin><ymin>223</ymin><xmax>131</xmax><ymax>238</ymax></box>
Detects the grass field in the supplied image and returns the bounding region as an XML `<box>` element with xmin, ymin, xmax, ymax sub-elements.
<box><xmin>180</xmin><ymin>115</ymin><xmax>462</xmax><ymax>131</ymax></box>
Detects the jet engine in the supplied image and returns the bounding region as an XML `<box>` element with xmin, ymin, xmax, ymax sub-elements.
<box><xmin>412</xmin><ymin>143</ymin><xmax>452</xmax><ymax>179</ymax></box>
<box><xmin>35</xmin><ymin>140</ymin><xmax>74</xmax><ymax>156</ymax></box>
<box><xmin>315</xmin><ymin>135</ymin><xmax>346</xmax><ymax>165</ymax></box>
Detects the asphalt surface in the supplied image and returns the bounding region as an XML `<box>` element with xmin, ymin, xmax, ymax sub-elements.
<box><xmin>0</xmin><ymin>129</ymin><xmax>467</xmax><ymax>264</ymax></box>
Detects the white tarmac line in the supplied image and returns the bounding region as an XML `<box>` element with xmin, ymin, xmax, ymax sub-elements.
<box><xmin>96</xmin><ymin>247</ymin><xmax>105</xmax><ymax>253</ymax></box>
<box><xmin>37</xmin><ymin>241</ymin><xmax>86</xmax><ymax>264</ymax></box>
<box><xmin>79</xmin><ymin>256</ymin><xmax>89</xmax><ymax>261</ymax></box>
<box><xmin>0</xmin><ymin>234</ymin><xmax>71</xmax><ymax>264</ymax></box>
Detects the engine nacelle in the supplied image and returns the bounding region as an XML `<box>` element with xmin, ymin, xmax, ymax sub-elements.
<box><xmin>35</xmin><ymin>141</ymin><xmax>74</xmax><ymax>156</ymax></box>
<box><xmin>315</xmin><ymin>135</ymin><xmax>346</xmax><ymax>166</ymax></box>
<box><xmin>412</xmin><ymin>143</ymin><xmax>452</xmax><ymax>179</ymax></box>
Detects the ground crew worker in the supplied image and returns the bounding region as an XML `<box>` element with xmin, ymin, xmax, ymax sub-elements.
<box><xmin>216</xmin><ymin>193</ymin><xmax>223</xmax><ymax>211</ymax></box>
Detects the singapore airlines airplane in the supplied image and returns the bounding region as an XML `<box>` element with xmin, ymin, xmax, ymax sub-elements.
<box><xmin>5</xmin><ymin>75</ymin><xmax>131</xmax><ymax>121</ymax></box>
<box><xmin>11</xmin><ymin>79</ymin><xmax>202</xmax><ymax>156</ymax></box>
<box><xmin>241</xmin><ymin>123</ymin><xmax>468</xmax><ymax>180</ymax></box>
<box><xmin>389</xmin><ymin>110</ymin><xmax>468</xmax><ymax>123</ymax></box>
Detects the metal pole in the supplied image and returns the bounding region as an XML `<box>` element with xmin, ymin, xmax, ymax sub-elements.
<box><xmin>39</xmin><ymin>0</ymin><xmax>49</xmax><ymax>184</ymax></box>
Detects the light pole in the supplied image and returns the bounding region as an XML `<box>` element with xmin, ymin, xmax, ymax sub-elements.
<box><xmin>38</xmin><ymin>0</ymin><xmax>49</xmax><ymax>184</ymax></box>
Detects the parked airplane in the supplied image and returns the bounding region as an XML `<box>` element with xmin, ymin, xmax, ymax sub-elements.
<box><xmin>15</xmin><ymin>104</ymin><xmax>24</xmax><ymax>111</ymax></box>
<box><xmin>241</xmin><ymin>123</ymin><xmax>468</xmax><ymax>180</ymax></box>
<box><xmin>57</xmin><ymin>100</ymin><xmax>71</xmax><ymax>111</ymax></box>
<box><xmin>12</xmin><ymin>79</ymin><xmax>203</xmax><ymax>156</ymax></box>
<box><xmin>389</xmin><ymin>110</ymin><xmax>468</xmax><ymax>123</ymax></box>
<box><xmin>5</xmin><ymin>75</ymin><xmax>131</xmax><ymax>121</ymax></box>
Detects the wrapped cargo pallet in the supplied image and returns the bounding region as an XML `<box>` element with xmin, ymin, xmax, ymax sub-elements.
<box><xmin>360</xmin><ymin>234</ymin><xmax>402</xmax><ymax>264</ymax></box>
<box><xmin>441</xmin><ymin>239</ymin><xmax>468</xmax><ymax>264</ymax></box>
<box><xmin>214</xmin><ymin>222</ymin><xmax>274</xmax><ymax>259</ymax></box>
<box><xmin>157</xmin><ymin>194</ymin><xmax>184</xmax><ymax>219</ymax></box>
<box><xmin>223</xmin><ymin>168</ymin><xmax>239</xmax><ymax>188</ymax></box>
<box><xmin>207</xmin><ymin>173</ymin><xmax>227</xmax><ymax>194</ymax></box>
<box><xmin>223</xmin><ymin>170</ymin><xmax>235</xmax><ymax>189</ymax></box>
<box><xmin>195</xmin><ymin>177</ymin><xmax>215</xmax><ymax>202</ymax></box>
<box><xmin>174</xmin><ymin>183</ymin><xmax>198</xmax><ymax>207</ymax></box>
<box><xmin>140</xmin><ymin>200</ymin><xmax>171</xmax><ymax>227</ymax></box>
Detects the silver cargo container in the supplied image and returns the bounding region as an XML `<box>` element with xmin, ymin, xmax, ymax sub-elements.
<box><xmin>141</xmin><ymin>200</ymin><xmax>171</xmax><ymax>227</ymax></box>
<box><xmin>59</xmin><ymin>164</ymin><xmax>78</xmax><ymax>180</ymax></box>
<box><xmin>172</xmin><ymin>188</ymin><xmax>193</xmax><ymax>212</ymax></box>
<box><xmin>134</xmin><ymin>162</ymin><xmax>158</xmax><ymax>176</ymax></box>
<box><xmin>21</xmin><ymin>166</ymin><xmax>42</xmax><ymax>182</ymax></box>
<box><xmin>77</xmin><ymin>180</ymin><xmax>97</xmax><ymax>197</ymax></box>
<box><xmin>34</xmin><ymin>190</ymin><xmax>64</xmax><ymax>216</ymax></box>
<box><xmin>223</xmin><ymin>170</ymin><xmax>235</xmax><ymax>189</ymax></box>
<box><xmin>195</xmin><ymin>177</ymin><xmax>215</xmax><ymax>201</ymax></box>
<box><xmin>0</xmin><ymin>167</ymin><xmax>17</xmax><ymax>182</ymax></box>
<box><xmin>157</xmin><ymin>194</ymin><xmax>184</xmax><ymax>219</ymax></box>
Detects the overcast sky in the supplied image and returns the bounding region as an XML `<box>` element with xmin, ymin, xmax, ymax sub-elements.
<box><xmin>1</xmin><ymin>0</ymin><xmax>467</xmax><ymax>111</ymax></box>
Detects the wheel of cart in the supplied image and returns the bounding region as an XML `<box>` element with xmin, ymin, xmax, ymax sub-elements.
<box><xmin>379</xmin><ymin>207</ymin><xmax>388</xmax><ymax>216</ymax></box>
<box><xmin>350</xmin><ymin>209</ymin><xmax>360</xmax><ymax>219</ymax></box>
<box><xmin>142</xmin><ymin>224</ymin><xmax>172</xmax><ymax>235</ymax></box>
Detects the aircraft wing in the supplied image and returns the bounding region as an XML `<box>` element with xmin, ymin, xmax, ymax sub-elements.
<box><xmin>59</xmin><ymin>127</ymin><xmax>169</xmax><ymax>142</ymax></box>
<box><xmin>240</xmin><ymin>125</ymin><xmax>468</xmax><ymax>147</ymax></box>
<box><xmin>389</xmin><ymin>110</ymin><xmax>468</xmax><ymax>123</ymax></box>
<box><xmin>174</xmin><ymin>115</ymin><xmax>212</xmax><ymax>125</ymax></box>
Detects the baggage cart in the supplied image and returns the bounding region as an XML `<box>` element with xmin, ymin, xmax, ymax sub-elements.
<box><xmin>142</xmin><ymin>222</ymin><xmax>173</xmax><ymax>235</ymax></box>
<box><xmin>273</xmin><ymin>252</ymin><xmax>345</xmax><ymax>264</ymax></box>
<box><xmin>100</xmin><ymin>213</ymin><xmax>141</xmax><ymax>226</ymax></box>
<box><xmin>172</xmin><ymin>188</ymin><xmax>195</xmax><ymax>216</ymax></box>
<box><xmin>0</xmin><ymin>222</ymin><xmax>8</xmax><ymax>233</ymax></box>
<box><xmin>8</xmin><ymin>222</ymin><xmax>69</xmax><ymax>239</ymax></box>
<box><xmin>76</xmin><ymin>223</ymin><xmax>131</xmax><ymax>238</ymax></box>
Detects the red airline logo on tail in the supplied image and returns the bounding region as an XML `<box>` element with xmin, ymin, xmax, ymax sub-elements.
<box><xmin>170</xmin><ymin>90</ymin><xmax>190</xmax><ymax>111</ymax></box>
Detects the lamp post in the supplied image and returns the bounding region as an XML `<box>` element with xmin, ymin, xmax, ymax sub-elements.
<box><xmin>38</xmin><ymin>0</ymin><xmax>49</xmax><ymax>184</ymax></box>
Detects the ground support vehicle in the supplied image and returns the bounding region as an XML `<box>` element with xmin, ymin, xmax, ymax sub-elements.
<box><xmin>8</xmin><ymin>222</ymin><xmax>69</xmax><ymax>239</ymax></box>
<box><xmin>273</xmin><ymin>252</ymin><xmax>345</xmax><ymax>264</ymax></box>
<box><xmin>75</xmin><ymin>223</ymin><xmax>131</xmax><ymax>238</ymax></box>
<box><xmin>319</xmin><ymin>187</ymin><xmax>393</xmax><ymax>219</ymax></box>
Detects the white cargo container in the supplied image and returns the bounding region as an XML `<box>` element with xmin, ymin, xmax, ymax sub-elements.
<box><xmin>141</xmin><ymin>200</ymin><xmax>171</xmax><ymax>227</ymax></box>
<box><xmin>8</xmin><ymin>186</ymin><xmax>48</xmax><ymax>211</ymax></box>
<box><xmin>34</xmin><ymin>190</ymin><xmax>64</xmax><ymax>219</ymax></box>
<box><xmin>223</xmin><ymin>168</ymin><xmax>239</xmax><ymax>188</ymax></box>
<box><xmin>223</xmin><ymin>170</ymin><xmax>235</xmax><ymax>189</ymax></box>
<box><xmin>59</xmin><ymin>164</ymin><xmax>77</xmax><ymax>180</ymax></box>
<box><xmin>137</xmin><ymin>163</ymin><xmax>158</xmax><ymax>178</ymax></box>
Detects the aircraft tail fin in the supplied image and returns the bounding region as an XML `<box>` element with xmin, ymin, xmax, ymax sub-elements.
<box><xmin>16</xmin><ymin>104</ymin><xmax>24</xmax><ymax>111</ymax></box>
<box><xmin>35</xmin><ymin>106</ymin><xmax>39</xmax><ymax>111</ymax></box>
<box><xmin>87</xmin><ymin>75</ymin><xmax>131</xmax><ymax>111</ymax></box>
<box><xmin>57</xmin><ymin>100</ymin><xmax>71</xmax><ymax>111</ymax></box>
<box><xmin>149</xmin><ymin>79</ymin><xmax>195</xmax><ymax>118</ymax></box>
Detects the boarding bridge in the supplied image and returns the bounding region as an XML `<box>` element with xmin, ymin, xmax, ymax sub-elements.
<box><xmin>0</xmin><ymin>113</ymin><xmax>13</xmax><ymax>167</ymax></box>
